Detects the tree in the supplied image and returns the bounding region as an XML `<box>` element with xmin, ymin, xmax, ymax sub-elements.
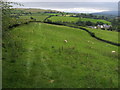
<box><xmin>30</xmin><ymin>17</ymin><xmax>34</xmax><ymax>19</ymax></box>
<box><xmin>76</xmin><ymin>20</ymin><xmax>85</xmax><ymax>26</ymax></box>
<box><xmin>1</xmin><ymin>0</ymin><xmax>23</xmax><ymax>31</ymax></box>
<box><xmin>96</xmin><ymin>21</ymin><xmax>104</xmax><ymax>25</ymax></box>
<box><xmin>85</xmin><ymin>21</ymin><xmax>94</xmax><ymax>26</ymax></box>
<box><xmin>1</xmin><ymin>0</ymin><xmax>12</xmax><ymax>31</ymax></box>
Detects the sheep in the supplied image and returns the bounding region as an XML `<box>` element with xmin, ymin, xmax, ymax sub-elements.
<box><xmin>92</xmin><ymin>42</ymin><xmax>94</xmax><ymax>44</ymax></box>
<box><xmin>112</xmin><ymin>51</ymin><xmax>116</xmax><ymax>53</ymax></box>
<box><xmin>49</xmin><ymin>80</ymin><xmax>54</xmax><ymax>83</ymax></box>
<box><xmin>64</xmin><ymin>40</ymin><xmax>68</xmax><ymax>43</ymax></box>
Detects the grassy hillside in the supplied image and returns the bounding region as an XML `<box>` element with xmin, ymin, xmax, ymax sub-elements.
<box><xmin>14</xmin><ymin>8</ymin><xmax>60</xmax><ymax>13</ymax></box>
<box><xmin>80</xmin><ymin>18</ymin><xmax>111</xmax><ymax>25</ymax></box>
<box><xmin>20</xmin><ymin>15</ymin><xmax>48</xmax><ymax>22</ymax></box>
<box><xmin>48</xmin><ymin>16</ymin><xmax>111</xmax><ymax>24</ymax></box>
<box><xmin>48</xmin><ymin>16</ymin><xmax>78</xmax><ymax>23</ymax></box>
<box><xmin>84</xmin><ymin>27</ymin><xmax>119</xmax><ymax>43</ymax></box>
<box><xmin>3</xmin><ymin>23</ymin><xmax>118</xmax><ymax>88</ymax></box>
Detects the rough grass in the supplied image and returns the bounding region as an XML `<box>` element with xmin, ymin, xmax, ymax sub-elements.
<box><xmin>3</xmin><ymin>23</ymin><xmax>118</xmax><ymax>88</ymax></box>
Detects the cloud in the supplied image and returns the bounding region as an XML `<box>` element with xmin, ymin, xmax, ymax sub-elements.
<box><xmin>9</xmin><ymin>0</ymin><xmax>119</xmax><ymax>2</ymax></box>
<box><xmin>53</xmin><ymin>8</ymin><xmax>110</xmax><ymax>13</ymax></box>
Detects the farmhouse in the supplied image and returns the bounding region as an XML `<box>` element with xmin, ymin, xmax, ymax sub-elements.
<box><xmin>97</xmin><ymin>25</ymin><xmax>103</xmax><ymax>29</ymax></box>
<box><xmin>88</xmin><ymin>24</ymin><xmax>112</xmax><ymax>30</ymax></box>
<box><xmin>88</xmin><ymin>26</ymin><xmax>97</xmax><ymax>29</ymax></box>
<box><xmin>103</xmin><ymin>24</ymin><xmax>112</xmax><ymax>29</ymax></box>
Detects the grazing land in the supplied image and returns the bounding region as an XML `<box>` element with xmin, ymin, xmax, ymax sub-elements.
<box><xmin>84</xmin><ymin>27</ymin><xmax>119</xmax><ymax>43</ymax></box>
<box><xmin>2</xmin><ymin>4</ymin><xmax>119</xmax><ymax>88</ymax></box>
<box><xmin>20</xmin><ymin>15</ymin><xmax>48</xmax><ymax>22</ymax></box>
<box><xmin>3</xmin><ymin>23</ymin><xmax>118</xmax><ymax>88</ymax></box>
<box><xmin>48</xmin><ymin>16</ymin><xmax>111</xmax><ymax>24</ymax></box>
<box><xmin>79</xmin><ymin>18</ymin><xmax>111</xmax><ymax>25</ymax></box>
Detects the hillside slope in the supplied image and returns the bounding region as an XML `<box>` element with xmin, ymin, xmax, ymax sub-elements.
<box><xmin>48</xmin><ymin>16</ymin><xmax>111</xmax><ymax>25</ymax></box>
<box><xmin>3</xmin><ymin>23</ymin><xmax>118</xmax><ymax>88</ymax></box>
<box><xmin>84</xmin><ymin>27</ymin><xmax>119</xmax><ymax>43</ymax></box>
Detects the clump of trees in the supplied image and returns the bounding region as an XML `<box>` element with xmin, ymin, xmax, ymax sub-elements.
<box><xmin>1</xmin><ymin>0</ymin><xmax>13</xmax><ymax>31</ymax></box>
<box><xmin>1</xmin><ymin>1</ymin><xmax>33</xmax><ymax>32</ymax></box>
<box><xmin>75</xmin><ymin>20</ymin><xmax>105</xmax><ymax>26</ymax></box>
<box><xmin>45</xmin><ymin>17</ymin><xmax>118</xmax><ymax>31</ymax></box>
<box><xmin>70</xmin><ymin>13</ymin><xmax>109</xmax><ymax>20</ymax></box>
<box><xmin>1</xmin><ymin>0</ymin><xmax>23</xmax><ymax>31</ymax></box>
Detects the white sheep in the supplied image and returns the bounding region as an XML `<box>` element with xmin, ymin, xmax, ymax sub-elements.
<box><xmin>112</xmin><ymin>51</ymin><xmax>116</xmax><ymax>53</ymax></box>
<box><xmin>92</xmin><ymin>42</ymin><xmax>94</xmax><ymax>44</ymax></box>
<box><xmin>64</xmin><ymin>40</ymin><xmax>68</xmax><ymax>43</ymax></box>
<box><xmin>49</xmin><ymin>80</ymin><xmax>54</xmax><ymax>83</ymax></box>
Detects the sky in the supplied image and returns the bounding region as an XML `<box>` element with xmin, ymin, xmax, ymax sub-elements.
<box><xmin>9</xmin><ymin>0</ymin><xmax>119</xmax><ymax>2</ymax></box>
<box><xmin>9</xmin><ymin>0</ymin><xmax>118</xmax><ymax>14</ymax></box>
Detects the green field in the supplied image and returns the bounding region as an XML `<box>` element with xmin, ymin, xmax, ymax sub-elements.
<box><xmin>19</xmin><ymin>13</ymin><xmax>62</xmax><ymax>22</ymax></box>
<box><xmin>80</xmin><ymin>18</ymin><xmax>111</xmax><ymax>25</ymax></box>
<box><xmin>45</xmin><ymin>13</ymin><xmax>62</xmax><ymax>16</ymax></box>
<box><xmin>3</xmin><ymin>22</ymin><xmax>118</xmax><ymax>88</ymax></box>
<box><xmin>13</xmin><ymin>8</ymin><xmax>60</xmax><ymax>13</ymax></box>
<box><xmin>48</xmin><ymin>16</ymin><xmax>78</xmax><ymax>22</ymax></box>
<box><xmin>83</xmin><ymin>27</ymin><xmax>119</xmax><ymax>43</ymax></box>
<box><xmin>20</xmin><ymin>15</ymin><xmax>48</xmax><ymax>22</ymax></box>
<box><xmin>48</xmin><ymin>16</ymin><xmax>111</xmax><ymax>24</ymax></box>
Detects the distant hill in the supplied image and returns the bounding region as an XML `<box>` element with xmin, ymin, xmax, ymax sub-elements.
<box><xmin>92</xmin><ymin>11</ymin><xmax>118</xmax><ymax>16</ymax></box>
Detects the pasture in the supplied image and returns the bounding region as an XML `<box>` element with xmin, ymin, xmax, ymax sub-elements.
<box><xmin>3</xmin><ymin>22</ymin><xmax>118</xmax><ymax>88</ymax></box>
<box><xmin>80</xmin><ymin>18</ymin><xmax>111</xmax><ymax>25</ymax></box>
<box><xmin>48</xmin><ymin>16</ymin><xmax>111</xmax><ymax>24</ymax></box>
<box><xmin>20</xmin><ymin>15</ymin><xmax>48</xmax><ymax>22</ymax></box>
<box><xmin>85</xmin><ymin>27</ymin><xmax>119</xmax><ymax>43</ymax></box>
<box><xmin>48</xmin><ymin>16</ymin><xmax>78</xmax><ymax>23</ymax></box>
